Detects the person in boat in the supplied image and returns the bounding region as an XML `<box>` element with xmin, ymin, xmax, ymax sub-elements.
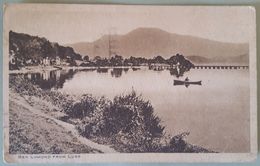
<box><xmin>185</xmin><ymin>77</ymin><xmax>189</xmax><ymax>82</ymax></box>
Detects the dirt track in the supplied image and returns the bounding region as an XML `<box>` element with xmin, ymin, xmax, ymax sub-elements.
<box><xmin>9</xmin><ymin>92</ymin><xmax>117</xmax><ymax>154</ymax></box>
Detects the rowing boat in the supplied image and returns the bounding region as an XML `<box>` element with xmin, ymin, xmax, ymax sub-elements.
<box><xmin>173</xmin><ymin>80</ymin><xmax>202</xmax><ymax>86</ymax></box>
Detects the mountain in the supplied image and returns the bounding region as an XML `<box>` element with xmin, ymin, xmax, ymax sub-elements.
<box><xmin>68</xmin><ymin>27</ymin><xmax>249</xmax><ymax>64</ymax></box>
<box><xmin>186</xmin><ymin>55</ymin><xmax>211</xmax><ymax>64</ymax></box>
<box><xmin>9</xmin><ymin>31</ymin><xmax>82</xmax><ymax>69</ymax></box>
<box><xmin>186</xmin><ymin>54</ymin><xmax>249</xmax><ymax>65</ymax></box>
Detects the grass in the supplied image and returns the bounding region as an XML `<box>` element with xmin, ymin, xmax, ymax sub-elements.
<box><xmin>9</xmin><ymin>93</ymin><xmax>100</xmax><ymax>154</ymax></box>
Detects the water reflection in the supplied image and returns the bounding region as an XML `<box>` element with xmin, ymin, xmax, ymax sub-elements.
<box><xmin>11</xmin><ymin>67</ymin><xmax>145</xmax><ymax>90</ymax></box>
<box><xmin>149</xmin><ymin>65</ymin><xmax>189</xmax><ymax>78</ymax></box>
<box><xmin>132</xmin><ymin>67</ymin><xmax>140</xmax><ymax>71</ymax></box>
<box><xmin>18</xmin><ymin>69</ymin><xmax>77</xmax><ymax>90</ymax></box>
<box><xmin>123</xmin><ymin>68</ymin><xmax>129</xmax><ymax>73</ymax></box>
<box><xmin>79</xmin><ymin>68</ymin><xmax>96</xmax><ymax>72</ymax></box>
<box><xmin>97</xmin><ymin>68</ymin><xmax>109</xmax><ymax>73</ymax></box>
<box><xmin>12</xmin><ymin>67</ymin><xmax>191</xmax><ymax>90</ymax></box>
<box><xmin>111</xmin><ymin>68</ymin><xmax>123</xmax><ymax>78</ymax></box>
<box><xmin>169</xmin><ymin>68</ymin><xmax>187</xmax><ymax>78</ymax></box>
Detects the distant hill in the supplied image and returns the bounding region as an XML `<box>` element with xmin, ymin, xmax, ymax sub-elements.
<box><xmin>9</xmin><ymin>31</ymin><xmax>82</xmax><ymax>69</ymax></box>
<box><xmin>68</xmin><ymin>27</ymin><xmax>249</xmax><ymax>65</ymax></box>
<box><xmin>186</xmin><ymin>55</ymin><xmax>211</xmax><ymax>64</ymax></box>
<box><xmin>186</xmin><ymin>54</ymin><xmax>249</xmax><ymax>65</ymax></box>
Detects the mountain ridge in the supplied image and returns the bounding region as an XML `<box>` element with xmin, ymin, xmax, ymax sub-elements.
<box><xmin>67</xmin><ymin>27</ymin><xmax>249</xmax><ymax>64</ymax></box>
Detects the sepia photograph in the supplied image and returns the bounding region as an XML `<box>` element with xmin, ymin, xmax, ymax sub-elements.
<box><xmin>3</xmin><ymin>4</ymin><xmax>257</xmax><ymax>163</ymax></box>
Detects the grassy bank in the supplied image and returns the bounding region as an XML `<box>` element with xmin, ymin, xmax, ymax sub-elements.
<box><xmin>9</xmin><ymin>91</ymin><xmax>101</xmax><ymax>154</ymax></box>
<box><xmin>9</xmin><ymin>75</ymin><xmax>214</xmax><ymax>153</ymax></box>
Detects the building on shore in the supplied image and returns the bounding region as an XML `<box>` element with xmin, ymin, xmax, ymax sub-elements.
<box><xmin>55</xmin><ymin>56</ymin><xmax>61</xmax><ymax>65</ymax></box>
<box><xmin>9</xmin><ymin>50</ymin><xmax>16</xmax><ymax>65</ymax></box>
<box><xmin>42</xmin><ymin>57</ymin><xmax>50</xmax><ymax>66</ymax></box>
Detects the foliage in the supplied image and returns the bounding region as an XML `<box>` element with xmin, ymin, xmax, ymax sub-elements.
<box><xmin>9</xmin><ymin>31</ymin><xmax>82</xmax><ymax>69</ymax></box>
<box><xmin>76</xmin><ymin>91</ymin><xmax>165</xmax><ymax>152</ymax></box>
<box><xmin>83</xmin><ymin>55</ymin><xmax>89</xmax><ymax>61</ymax></box>
<box><xmin>66</xmin><ymin>94</ymin><xmax>98</xmax><ymax>119</ymax></box>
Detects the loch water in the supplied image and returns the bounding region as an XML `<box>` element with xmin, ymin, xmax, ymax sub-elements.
<box><xmin>13</xmin><ymin>67</ymin><xmax>250</xmax><ymax>152</ymax></box>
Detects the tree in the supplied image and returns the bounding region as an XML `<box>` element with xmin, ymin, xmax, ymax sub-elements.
<box><xmin>110</xmin><ymin>55</ymin><xmax>123</xmax><ymax>66</ymax></box>
<box><xmin>83</xmin><ymin>55</ymin><xmax>89</xmax><ymax>61</ymax></box>
<box><xmin>152</xmin><ymin>56</ymin><xmax>166</xmax><ymax>64</ymax></box>
<box><xmin>167</xmin><ymin>55</ymin><xmax>178</xmax><ymax>65</ymax></box>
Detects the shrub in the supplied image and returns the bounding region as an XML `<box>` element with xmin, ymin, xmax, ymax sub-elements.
<box><xmin>76</xmin><ymin>91</ymin><xmax>165</xmax><ymax>152</ymax></box>
<box><xmin>66</xmin><ymin>94</ymin><xmax>98</xmax><ymax>119</ymax></box>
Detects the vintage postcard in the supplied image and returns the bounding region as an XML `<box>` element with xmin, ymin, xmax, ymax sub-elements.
<box><xmin>3</xmin><ymin>4</ymin><xmax>257</xmax><ymax>163</ymax></box>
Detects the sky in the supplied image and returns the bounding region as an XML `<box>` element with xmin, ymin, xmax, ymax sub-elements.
<box><xmin>4</xmin><ymin>4</ymin><xmax>255</xmax><ymax>44</ymax></box>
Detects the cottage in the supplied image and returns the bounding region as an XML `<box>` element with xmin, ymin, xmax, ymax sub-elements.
<box><xmin>9</xmin><ymin>50</ymin><xmax>16</xmax><ymax>65</ymax></box>
<box><xmin>26</xmin><ymin>59</ymin><xmax>33</xmax><ymax>65</ymax></box>
<box><xmin>55</xmin><ymin>56</ymin><xmax>61</xmax><ymax>65</ymax></box>
<box><xmin>43</xmin><ymin>57</ymin><xmax>50</xmax><ymax>66</ymax></box>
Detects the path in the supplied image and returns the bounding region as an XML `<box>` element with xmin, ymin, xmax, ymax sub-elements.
<box><xmin>10</xmin><ymin>93</ymin><xmax>117</xmax><ymax>153</ymax></box>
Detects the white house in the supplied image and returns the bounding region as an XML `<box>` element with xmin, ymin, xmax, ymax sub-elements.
<box><xmin>55</xmin><ymin>56</ymin><xmax>61</xmax><ymax>65</ymax></box>
<box><xmin>9</xmin><ymin>50</ymin><xmax>16</xmax><ymax>65</ymax></box>
<box><xmin>43</xmin><ymin>57</ymin><xmax>50</xmax><ymax>66</ymax></box>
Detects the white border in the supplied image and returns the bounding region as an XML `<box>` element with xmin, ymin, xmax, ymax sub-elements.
<box><xmin>2</xmin><ymin>4</ymin><xmax>257</xmax><ymax>163</ymax></box>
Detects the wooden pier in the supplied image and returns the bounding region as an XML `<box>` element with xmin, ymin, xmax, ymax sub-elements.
<box><xmin>193</xmin><ymin>65</ymin><xmax>249</xmax><ymax>69</ymax></box>
<box><xmin>148</xmin><ymin>64</ymin><xmax>249</xmax><ymax>70</ymax></box>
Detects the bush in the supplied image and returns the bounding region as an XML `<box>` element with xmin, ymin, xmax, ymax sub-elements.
<box><xmin>9</xmin><ymin>75</ymin><xmax>74</xmax><ymax>110</ymax></box>
<box><xmin>76</xmin><ymin>91</ymin><xmax>165</xmax><ymax>152</ymax></box>
<box><xmin>66</xmin><ymin>94</ymin><xmax>98</xmax><ymax>119</ymax></box>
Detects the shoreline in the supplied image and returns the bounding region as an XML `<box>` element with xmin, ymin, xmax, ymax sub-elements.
<box><xmin>9</xmin><ymin>65</ymin><xmax>146</xmax><ymax>74</ymax></box>
<box><xmin>9</xmin><ymin>63</ymin><xmax>249</xmax><ymax>74</ymax></box>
